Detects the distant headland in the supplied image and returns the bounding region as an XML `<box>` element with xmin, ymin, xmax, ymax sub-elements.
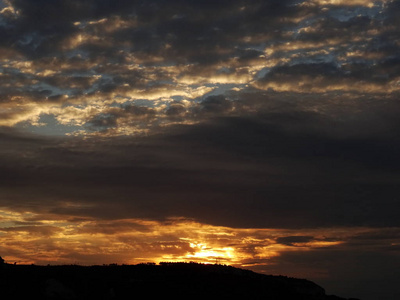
<box><xmin>0</xmin><ymin>258</ymin><xmax>360</xmax><ymax>300</ymax></box>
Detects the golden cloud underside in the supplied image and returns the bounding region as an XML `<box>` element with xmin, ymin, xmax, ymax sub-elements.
<box><xmin>0</xmin><ymin>208</ymin><xmax>395</xmax><ymax>273</ymax></box>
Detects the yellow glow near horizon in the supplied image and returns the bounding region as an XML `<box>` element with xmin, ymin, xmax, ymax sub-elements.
<box><xmin>0</xmin><ymin>208</ymin><xmax>391</xmax><ymax>273</ymax></box>
<box><xmin>185</xmin><ymin>242</ymin><xmax>236</xmax><ymax>263</ymax></box>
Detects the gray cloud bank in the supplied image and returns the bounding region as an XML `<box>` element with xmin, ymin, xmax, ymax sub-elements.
<box><xmin>1</xmin><ymin>92</ymin><xmax>399</xmax><ymax>229</ymax></box>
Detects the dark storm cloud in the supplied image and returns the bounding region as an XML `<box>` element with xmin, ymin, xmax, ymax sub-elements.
<box><xmin>0</xmin><ymin>0</ymin><xmax>126</xmax><ymax>58</ymax></box>
<box><xmin>145</xmin><ymin>0</ymin><xmax>301</xmax><ymax>64</ymax></box>
<box><xmin>165</xmin><ymin>102</ymin><xmax>187</xmax><ymax>117</ymax></box>
<box><xmin>86</xmin><ymin>113</ymin><xmax>118</xmax><ymax>129</ymax></box>
<box><xmin>0</xmin><ymin>0</ymin><xmax>393</xmax><ymax>66</ymax></box>
<box><xmin>276</xmin><ymin>236</ymin><xmax>315</xmax><ymax>246</ymax></box>
<box><xmin>1</xmin><ymin>92</ymin><xmax>399</xmax><ymax>229</ymax></box>
<box><xmin>1</xmin><ymin>0</ymin><xmax>309</xmax><ymax>64</ymax></box>
<box><xmin>197</xmin><ymin>95</ymin><xmax>233</xmax><ymax>114</ymax></box>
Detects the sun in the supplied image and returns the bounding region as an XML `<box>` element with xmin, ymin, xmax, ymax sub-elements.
<box><xmin>185</xmin><ymin>242</ymin><xmax>236</xmax><ymax>264</ymax></box>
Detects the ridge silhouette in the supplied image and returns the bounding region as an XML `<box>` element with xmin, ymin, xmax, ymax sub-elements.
<box><xmin>0</xmin><ymin>259</ymin><xmax>360</xmax><ymax>300</ymax></box>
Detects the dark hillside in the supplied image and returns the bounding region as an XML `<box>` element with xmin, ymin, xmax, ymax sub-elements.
<box><xmin>0</xmin><ymin>262</ymin><xmax>359</xmax><ymax>300</ymax></box>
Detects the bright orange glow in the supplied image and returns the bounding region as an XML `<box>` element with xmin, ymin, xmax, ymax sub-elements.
<box><xmin>0</xmin><ymin>207</ymin><xmax>387</xmax><ymax>272</ymax></box>
<box><xmin>185</xmin><ymin>242</ymin><xmax>236</xmax><ymax>263</ymax></box>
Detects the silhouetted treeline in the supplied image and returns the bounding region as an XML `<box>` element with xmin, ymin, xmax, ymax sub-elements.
<box><xmin>0</xmin><ymin>260</ymin><xmax>360</xmax><ymax>300</ymax></box>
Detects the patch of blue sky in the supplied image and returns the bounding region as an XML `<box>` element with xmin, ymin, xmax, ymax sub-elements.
<box><xmin>290</xmin><ymin>52</ymin><xmax>339</xmax><ymax>66</ymax></box>
<box><xmin>15</xmin><ymin>114</ymin><xmax>81</xmax><ymax>136</ymax></box>
<box><xmin>170</xmin><ymin>95</ymin><xmax>186</xmax><ymax>102</ymax></box>
<box><xmin>146</xmin><ymin>79</ymin><xmax>176</xmax><ymax>86</ymax></box>
<box><xmin>255</xmin><ymin>67</ymin><xmax>271</xmax><ymax>80</ymax></box>
<box><xmin>197</xmin><ymin>83</ymin><xmax>247</xmax><ymax>99</ymax></box>
<box><xmin>129</xmin><ymin>99</ymin><xmax>159</xmax><ymax>107</ymax></box>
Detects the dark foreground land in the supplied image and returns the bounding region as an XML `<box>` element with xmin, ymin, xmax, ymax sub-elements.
<box><xmin>0</xmin><ymin>262</ymin><xmax>359</xmax><ymax>300</ymax></box>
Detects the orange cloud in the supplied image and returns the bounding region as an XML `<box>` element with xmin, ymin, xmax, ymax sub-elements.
<box><xmin>0</xmin><ymin>208</ymin><xmax>390</xmax><ymax>270</ymax></box>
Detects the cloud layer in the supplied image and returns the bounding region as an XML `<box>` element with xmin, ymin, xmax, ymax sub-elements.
<box><xmin>0</xmin><ymin>0</ymin><xmax>399</xmax><ymax>135</ymax></box>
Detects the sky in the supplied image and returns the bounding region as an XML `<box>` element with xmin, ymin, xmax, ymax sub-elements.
<box><xmin>0</xmin><ymin>0</ymin><xmax>399</xmax><ymax>299</ymax></box>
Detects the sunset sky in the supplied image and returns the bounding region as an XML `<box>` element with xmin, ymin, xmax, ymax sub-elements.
<box><xmin>1</xmin><ymin>0</ymin><xmax>400</xmax><ymax>299</ymax></box>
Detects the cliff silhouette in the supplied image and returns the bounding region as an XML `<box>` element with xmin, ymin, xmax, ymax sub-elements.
<box><xmin>0</xmin><ymin>260</ymin><xmax>360</xmax><ymax>300</ymax></box>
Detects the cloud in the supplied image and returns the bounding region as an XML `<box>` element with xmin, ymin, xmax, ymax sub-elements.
<box><xmin>0</xmin><ymin>207</ymin><xmax>391</xmax><ymax>262</ymax></box>
<box><xmin>198</xmin><ymin>95</ymin><xmax>234</xmax><ymax>114</ymax></box>
<box><xmin>0</xmin><ymin>208</ymin><xmax>397</xmax><ymax>300</ymax></box>
<box><xmin>276</xmin><ymin>236</ymin><xmax>315</xmax><ymax>246</ymax></box>
<box><xmin>1</xmin><ymin>93</ymin><xmax>399</xmax><ymax>229</ymax></box>
<box><xmin>255</xmin><ymin>61</ymin><xmax>400</xmax><ymax>93</ymax></box>
<box><xmin>1</xmin><ymin>0</ymin><xmax>398</xmax><ymax>135</ymax></box>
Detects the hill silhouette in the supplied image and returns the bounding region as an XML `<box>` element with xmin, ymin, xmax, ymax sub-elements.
<box><xmin>0</xmin><ymin>261</ymin><xmax>359</xmax><ymax>300</ymax></box>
